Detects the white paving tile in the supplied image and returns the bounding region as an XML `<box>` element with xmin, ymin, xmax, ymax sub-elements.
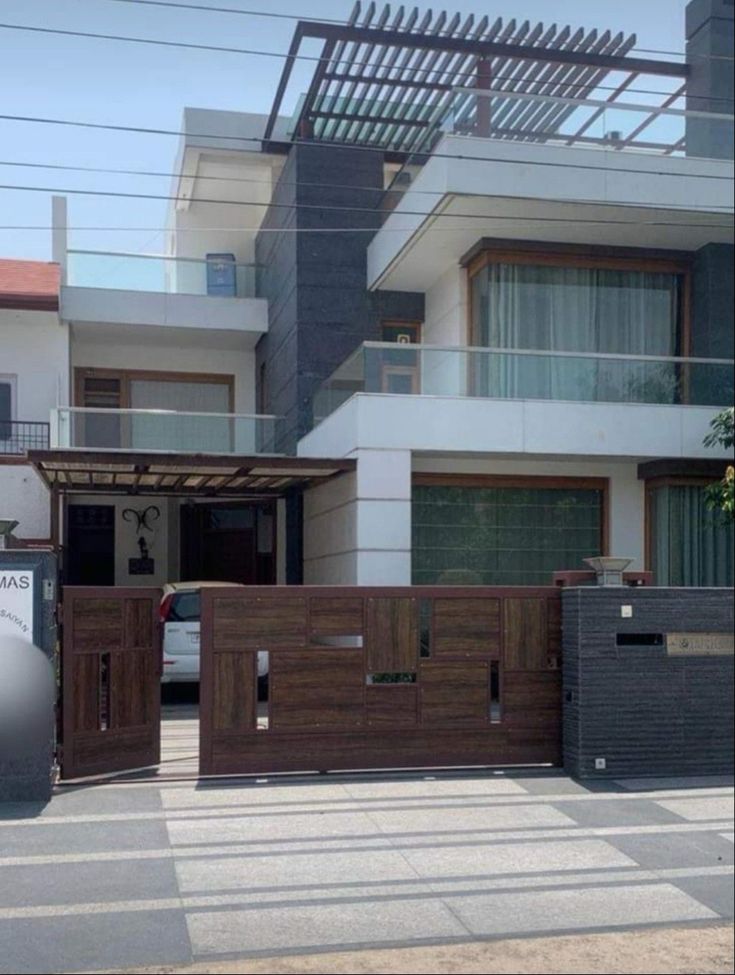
<box><xmin>398</xmin><ymin>838</ymin><xmax>638</xmax><ymax>879</ymax></box>
<box><xmin>448</xmin><ymin>882</ymin><xmax>717</xmax><ymax>937</ymax></box>
<box><xmin>160</xmin><ymin>784</ymin><xmax>353</xmax><ymax>810</ymax></box>
<box><xmin>175</xmin><ymin>848</ymin><xmax>419</xmax><ymax>893</ymax></box>
<box><xmin>365</xmin><ymin>802</ymin><xmax>577</xmax><ymax>835</ymax></box>
<box><xmin>166</xmin><ymin>809</ymin><xmax>380</xmax><ymax>846</ymax></box>
<box><xmin>343</xmin><ymin>778</ymin><xmax>528</xmax><ymax>800</ymax></box>
<box><xmin>186</xmin><ymin>896</ymin><xmax>467</xmax><ymax>955</ymax></box>
<box><xmin>656</xmin><ymin>796</ymin><xmax>735</xmax><ymax>822</ymax></box>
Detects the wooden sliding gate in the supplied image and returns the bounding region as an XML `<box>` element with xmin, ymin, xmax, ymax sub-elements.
<box><xmin>199</xmin><ymin>586</ymin><xmax>562</xmax><ymax>776</ymax></box>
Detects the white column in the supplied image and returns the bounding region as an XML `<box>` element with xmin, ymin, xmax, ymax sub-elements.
<box><xmin>353</xmin><ymin>448</ymin><xmax>412</xmax><ymax>585</ymax></box>
<box><xmin>51</xmin><ymin>196</ymin><xmax>68</xmax><ymax>285</ymax></box>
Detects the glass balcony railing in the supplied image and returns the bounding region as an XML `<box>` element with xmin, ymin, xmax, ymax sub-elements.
<box><xmin>312</xmin><ymin>343</ymin><xmax>735</xmax><ymax>426</ymax></box>
<box><xmin>66</xmin><ymin>251</ymin><xmax>260</xmax><ymax>298</ymax></box>
<box><xmin>382</xmin><ymin>88</ymin><xmax>734</xmax><ymax>214</ymax></box>
<box><xmin>54</xmin><ymin>408</ymin><xmax>284</xmax><ymax>455</ymax></box>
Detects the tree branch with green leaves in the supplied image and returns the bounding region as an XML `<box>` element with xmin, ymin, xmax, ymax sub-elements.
<box><xmin>704</xmin><ymin>407</ymin><xmax>734</xmax><ymax>522</ymax></box>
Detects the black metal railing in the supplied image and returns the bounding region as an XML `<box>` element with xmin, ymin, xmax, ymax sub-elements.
<box><xmin>0</xmin><ymin>420</ymin><xmax>51</xmax><ymax>454</ymax></box>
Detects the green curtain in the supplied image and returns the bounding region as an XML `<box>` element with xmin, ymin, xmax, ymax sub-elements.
<box><xmin>471</xmin><ymin>263</ymin><xmax>681</xmax><ymax>403</ymax></box>
<box><xmin>651</xmin><ymin>484</ymin><xmax>734</xmax><ymax>587</ymax></box>
<box><xmin>412</xmin><ymin>484</ymin><xmax>603</xmax><ymax>586</ymax></box>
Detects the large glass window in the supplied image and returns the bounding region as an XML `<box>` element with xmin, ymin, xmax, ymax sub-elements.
<box><xmin>470</xmin><ymin>260</ymin><xmax>685</xmax><ymax>403</ymax></box>
<box><xmin>649</xmin><ymin>483</ymin><xmax>734</xmax><ymax>587</ymax></box>
<box><xmin>412</xmin><ymin>480</ymin><xmax>604</xmax><ymax>586</ymax></box>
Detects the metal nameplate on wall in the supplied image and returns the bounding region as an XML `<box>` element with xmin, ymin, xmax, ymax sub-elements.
<box><xmin>666</xmin><ymin>632</ymin><xmax>735</xmax><ymax>656</ymax></box>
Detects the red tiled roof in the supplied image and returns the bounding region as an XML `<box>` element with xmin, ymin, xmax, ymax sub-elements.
<box><xmin>0</xmin><ymin>259</ymin><xmax>60</xmax><ymax>310</ymax></box>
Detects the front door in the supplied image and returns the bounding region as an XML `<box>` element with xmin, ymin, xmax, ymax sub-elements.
<box><xmin>60</xmin><ymin>587</ymin><xmax>162</xmax><ymax>778</ymax></box>
<box><xmin>66</xmin><ymin>504</ymin><xmax>115</xmax><ymax>586</ymax></box>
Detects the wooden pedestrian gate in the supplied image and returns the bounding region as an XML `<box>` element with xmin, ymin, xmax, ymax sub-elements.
<box><xmin>60</xmin><ymin>588</ymin><xmax>161</xmax><ymax>779</ymax></box>
<box><xmin>199</xmin><ymin>586</ymin><xmax>562</xmax><ymax>776</ymax></box>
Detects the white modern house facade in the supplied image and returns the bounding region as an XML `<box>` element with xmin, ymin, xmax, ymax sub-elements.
<box><xmin>1</xmin><ymin>1</ymin><xmax>733</xmax><ymax>593</ymax></box>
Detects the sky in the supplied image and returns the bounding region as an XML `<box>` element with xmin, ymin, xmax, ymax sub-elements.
<box><xmin>0</xmin><ymin>0</ymin><xmax>690</xmax><ymax>262</ymax></box>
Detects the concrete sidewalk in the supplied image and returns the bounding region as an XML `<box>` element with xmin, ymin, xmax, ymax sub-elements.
<box><xmin>0</xmin><ymin>770</ymin><xmax>732</xmax><ymax>974</ymax></box>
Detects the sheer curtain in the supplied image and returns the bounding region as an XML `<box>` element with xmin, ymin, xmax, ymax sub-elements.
<box><xmin>651</xmin><ymin>484</ymin><xmax>734</xmax><ymax>586</ymax></box>
<box><xmin>129</xmin><ymin>380</ymin><xmax>231</xmax><ymax>452</ymax></box>
<box><xmin>472</xmin><ymin>263</ymin><xmax>680</xmax><ymax>402</ymax></box>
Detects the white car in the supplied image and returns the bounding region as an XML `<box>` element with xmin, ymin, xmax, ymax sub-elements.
<box><xmin>160</xmin><ymin>582</ymin><xmax>268</xmax><ymax>684</ymax></box>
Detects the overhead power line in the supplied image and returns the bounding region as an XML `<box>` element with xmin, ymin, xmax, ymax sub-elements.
<box><xmin>95</xmin><ymin>0</ymin><xmax>733</xmax><ymax>61</ymax></box>
<box><xmin>1</xmin><ymin>22</ymin><xmax>733</xmax><ymax>100</ymax></box>
<box><xmin>0</xmin><ymin>183</ymin><xmax>731</xmax><ymax>233</ymax></box>
<box><xmin>0</xmin><ymin>112</ymin><xmax>732</xmax><ymax>184</ymax></box>
<box><xmin>1</xmin><ymin>158</ymin><xmax>732</xmax><ymax>205</ymax></box>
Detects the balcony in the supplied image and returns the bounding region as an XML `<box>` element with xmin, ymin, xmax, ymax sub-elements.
<box><xmin>66</xmin><ymin>251</ymin><xmax>260</xmax><ymax>297</ymax></box>
<box><xmin>312</xmin><ymin>343</ymin><xmax>735</xmax><ymax>425</ymax></box>
<box><xmin>370</xmin><ymin>91</ymin><xmax>733</xmax><ymax>292</ymax></box>
<box><xmin>52</xmin><ymin>408</ymin><xmax>284</xmax><ymax>456</ymax></box>
<box><xmin>60</xmin><ymin>252</ymin><xmax>268</xmax><ymax>338</ymax></box>
<box><xmin>0</xmin><ymin>420</ymin><xmax>51</xmax><ymax>456</ymax></box>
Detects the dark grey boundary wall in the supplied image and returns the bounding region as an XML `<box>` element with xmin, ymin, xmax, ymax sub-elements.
<box><xmin>563</xmin><ymin>586</ymin><xmax>734</xmax><ymax>779</ymax></box>
<box><xmin>0</xmin><ymin>550</ymin><xmax>57</xmax><ymax>801</ymax></box>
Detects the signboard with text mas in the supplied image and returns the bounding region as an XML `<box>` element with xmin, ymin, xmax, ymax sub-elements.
<box><xmin>0</xmin><ymin>571</ymin><xmax>34</xmax><ymax>640</ymax></box>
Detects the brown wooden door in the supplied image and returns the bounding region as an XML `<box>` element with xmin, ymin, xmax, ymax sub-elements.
<box><xmin>61</xmin><ymin>587</ymin><xmax>162</xmax><ymax>779</ymax></box>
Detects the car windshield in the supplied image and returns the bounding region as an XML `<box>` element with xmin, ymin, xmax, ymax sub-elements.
<box><xmin>168</xmin><ymin>591</ymin><xmax>201</xmax><ymax>622</ymax></box>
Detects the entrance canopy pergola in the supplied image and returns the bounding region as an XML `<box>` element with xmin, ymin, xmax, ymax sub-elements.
<box><xmin>28</xmin><ymin>450</ymin><xmax>355</xmax><ymax>498</ymax></box>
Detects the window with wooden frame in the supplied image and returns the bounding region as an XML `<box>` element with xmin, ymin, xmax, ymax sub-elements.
<box><xmin>464</xmin><ymin>242</ymin><xmax>692</xmax><ymax>405</ymax></box>
<box><xmin>645</xmin><ymin>476</ymin><xmax>734</xmax><ymax>587</ymax></box>
<box><xmin>74</xmin><ymin>367</ymin><xmax>235</xmax><ymax>451</ymax></box>
<box><xmin>412</xmin><ymin>474</ymin><xmax>609</xmax><ymax>587</ymax></box>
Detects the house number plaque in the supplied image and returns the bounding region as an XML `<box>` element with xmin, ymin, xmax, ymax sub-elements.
<box><xmin>666</xmin><ymin>632</ymin><xmax>734</xmax><ymax>656</ymax></box>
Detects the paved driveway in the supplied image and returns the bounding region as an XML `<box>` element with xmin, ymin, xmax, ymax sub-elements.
<box><xmin>0</xmin><ymin>771</ymin><xmax>732</xmax><ymax>974</ymax></box>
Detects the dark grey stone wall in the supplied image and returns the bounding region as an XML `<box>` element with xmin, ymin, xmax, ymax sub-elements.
<box><xmin>563</xmin><ymin>586</ymin><xmax>734</xmax><ymax>779</ymax></box>
<box><xmin>256</xmin><ymin>144</ymin><xmax>424</xmax><ymax>453</ymax></box>
<box><xmin>690</xmin><ymin>243</ymin><xmax>734</xmax><ymax>405</ymax></box>
<box><xmin>686</xmin><ymin>0</ymin><xmax>734</xmax><ymax>159</ymax></box>
<box><xmin>0</xmin><ymin>550</ymin><xmax>57</xmax><ymax>801</ymax></box>
<box><xmin>691</xmin><ymin>244</ymin><xmax>735</xmax><ymax>359</ymax></box>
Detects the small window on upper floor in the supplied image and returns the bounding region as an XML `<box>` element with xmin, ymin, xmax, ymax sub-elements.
<box><xmin>0</xmin><ymin>376</ymin><xmax>15</xmax><ymax>439</ymax></box>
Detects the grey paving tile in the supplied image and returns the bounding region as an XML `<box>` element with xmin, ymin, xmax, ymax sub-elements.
<box><xmin>0</xmin><ymin>819</ymin><xmax>170</xmax><ymax>857</ymax></box>
<box><xmin>397</xmin><ymin>838</ymin><xmax>637</xmax><ymax>880</ymax></box>
<box><xmin>176</xmin><ymin>847</ymin><xmax>419</xmax><ymax>893</ymax></box>
<box><xmin>0</xmin><ymin>787</ymin><xmax>164</xmax><ymax>821</ymax></box>
<box><xmin>656</xmin><ymin>795</ymin><xmax>735</xmax><ymax>822</ymax></box>
<box><xmin>186</xmin><ymin>896</ymin><xmax>467</xmax><ymax>956</ymax></box>
<box><xmin>0</xmin><ymin>908</ymin><xmax>192</xmax><ymax>974</ymax></box>
<box><xmin>447</xmin><ymin>882</ymin><xmax>716</xmax><ymax>937</ymax></box>
<box><xmin>506</xmin><ymin>775</ymin><xmax>594</xmax><ymax>796</ymax></box>
<box><xmin>615</xmin><ymin>776</ymin><xmax>734</xmax><ymax>792</ymax></box>
<box><xmin>0</xmin><ymin>855</ymin><xmax>178</xmax><ymax>908</ymax></box>
<box><xmin>552</xmin><ymin>798</ymin><xmax>686</xmax><ymax>829</ymax></box>
<box><xmin>673</xmin><ymin>874</ymin><xmax>735</xmax><ymax>918</ymax></box>
<box><xmin>607</xmin><ymin>830</ymin><xmax>735</xmax><ymax>870</ymax></box>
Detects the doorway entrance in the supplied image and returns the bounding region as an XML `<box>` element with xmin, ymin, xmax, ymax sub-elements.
<box><xmin>179</xmin><ymin>502</ymin><xmax>276</xmax><ymax>584</ymax></box>
<box><xmin>65</xmin><ymin>504</ymin><xmax>115</xmax><ymax>585</ymax></box>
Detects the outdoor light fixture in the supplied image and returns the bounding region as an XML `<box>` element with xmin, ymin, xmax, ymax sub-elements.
<box><xmin>0</xmin><ymin>519</ymin><xmax>19</xmax><ymax>550</ymax></box>
<box><xmin>584</xmin><ymin>557</ymin><xmax>634</xmax><ymax>587</ymax></box>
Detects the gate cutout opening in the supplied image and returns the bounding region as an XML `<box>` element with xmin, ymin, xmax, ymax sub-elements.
<box><xmin>490</xmin><ymin>661</ymin><xmax>501</xmax><ymax>723</ymax></box>
<box><xmin>99</xmin><ymin>652</ymin><xmax>111</xmax><ymax>731</ymax></box>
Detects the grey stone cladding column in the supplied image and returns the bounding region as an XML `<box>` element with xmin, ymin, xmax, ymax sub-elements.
<box><xmin>562</xmin><ymin>586</ymin><xmax>734</xmax><ymax>779</ymax></box>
